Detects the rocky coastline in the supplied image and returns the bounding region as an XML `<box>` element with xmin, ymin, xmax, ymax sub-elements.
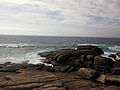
<box><xmin>0</xmin><ymin>45</ymin><xmax>120</xmax><ymax>90</ymax></box>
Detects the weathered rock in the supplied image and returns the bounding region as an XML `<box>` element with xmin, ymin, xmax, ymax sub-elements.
<box><xmin>116</xmin><ymin>51</ymin><xmax>120</xmax><ymax>58</ymax></box>
<box><xmin>86</xmin><ymin>55</ymin><xmax>95</xmax><ymax>61</ymax></box>
<box><xmin>114</xmin><ymin>60</ymin><xmax>120</xmax><ymax>68</ymax></box>
<box><xmin>78</xmin><ymin>68</ymin><xmax>100</xmax><ymax>80</ymax></box>
<box><xmin>106</xmin><ymin>75</ymin><xmax>120</xmax><ymax>85</ymax></box>
<box><xmin>38</xmin><ymin>49</ymin><xmax>78</xmax><ymax>66</ymax></box>
<box><xmin>94</xmin><ymin>56</ymin><xmax>114</xmax><ymax>66</ymax></box>
<box><xmin>53</xmin><ymin>66</ymin><xmax>63</xmax><ymax>72</ymax></box>
<box><xmin>42</xmin><ymin>66</ymin><xmax>55</xmax><ymax>72</ymax></box>
<box><xmin>57</xmin><ymin>53</ymin><xmax>74</xmax><ymax>65</ymax></box>
<box><xmin>104</xmin><ymin>86</ymin><xmax>120</xmax><ymax>90</ymax></box>
<box><xmin>51</xmin><ymin>60</ymin><xmax>59</xmax><ymax>66</ymax></box>
<box><xmin>4</xmin><ymin>76</ymin><xmax>12</xmax><ymax>80</ymax></box>
<box><xmin>38</xmin><ymin>51</ymin><xmax>58</xmax><ymax>57</ymax></box>
<box><xmin>96</xmin><ymin>74</ymin><xmax>107</xmax><ymax>83</ymax></box>
<box><xmin>0</xmin><ymin>70</ymin><xmax>65</xmax><ymax>90</ymax></box>
<box><xmin>94</xmin><ymin>56</ymin><xmax>114</xmax><ymax>73</ymax></box>
<box><xmin>60</xmin><ymin>65</ymin><xmax>71</xmax><ymax>72</ymax></box>
<box><xmin>54</xmin><ymin>72</ymin><xmax>103</xmax><ymax>90</ymax></box>
<box><xmin>111</xmin><ymin>68</ymin><xmax>120</xmax><ymax>75</ymax></box>
<box><xmin>77</xmin><ymin>45</ymin><xmax>104</xmax><ymax>55</ymax></box>
<box><xmin>0</xmin><ymin>66</ymin><xmax>19</xmax><ymax>72</ymax></box>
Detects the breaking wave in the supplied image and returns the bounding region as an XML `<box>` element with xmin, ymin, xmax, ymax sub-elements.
<box><xmin>0</xmin><ymin>44</ymin><xmax>36</xmax><ymax>48</ymax></box>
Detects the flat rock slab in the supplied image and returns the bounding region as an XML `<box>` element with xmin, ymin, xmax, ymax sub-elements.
<box><xmin>0</xmin><ymin>70</ymin><xmax>120</xmax><ymax>90</ymax></box>
<box><xmin>0</xmin><ymin>72</ymin><xmax>17</xmax><ymax>82</ymax></box>
<box><xmin>0</xmin><ymin>70</ymin><xmax>65</xmax><ymax>90</ymax></box>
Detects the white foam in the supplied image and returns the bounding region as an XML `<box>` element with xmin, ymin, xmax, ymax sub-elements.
<box><xmin>0</xmin><ymin>50</ymin><xmax>46</xmax><ymax>64</ymax></box>
<box><xmin>108</xmin><ymin>45</ymin><xmax>120</xmax><ymax>51</ymax></box>
<box><xmin>0</xmin><ymin>43</ymin><xmax>36</xmax><ymax>48</ymax></box>
<box><xmin>77</xmin><ymin>44</ymin><xmax>98</xmax><ymax>46</ymax></box>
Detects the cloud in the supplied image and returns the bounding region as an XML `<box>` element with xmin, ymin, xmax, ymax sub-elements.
<box><xmin>0</xmin><ymin>0</ymin><xmax>120</xmax><ymax>37</ymax></box>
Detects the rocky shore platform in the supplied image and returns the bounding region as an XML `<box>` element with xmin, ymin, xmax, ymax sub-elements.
<box><xmin>0</xmin><ymin>45</ymin><xmax>120</xmax><ymax>90</ymax></box>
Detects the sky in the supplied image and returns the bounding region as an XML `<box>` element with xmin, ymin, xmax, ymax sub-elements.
<box><xmin>0</xmin><ymin>0</ymin><xmax>120</xmax><ymax>37</ymax></box>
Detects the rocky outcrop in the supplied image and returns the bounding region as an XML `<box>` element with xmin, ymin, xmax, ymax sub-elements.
<box><xmin>78</xmin><ymin>68</ymin><xmax>100</xmax><ymax>80</ymax></box>
<box><xmin>0</xmin><ymin>45</ymin><xmax>120</xmax><ymax>90</ymax></box>
<box><xmin>77</xmin><ymin>45</ymin><xmax>104</xmax><ymax>55</ymax></box>
<box><xmin>93</xmin><ymin>56</ymin><xmax>114</xmax><ymax>73</ymax></box>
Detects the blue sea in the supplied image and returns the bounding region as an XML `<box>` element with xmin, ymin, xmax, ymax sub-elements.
<box><xmin>0</xmin><ymin>35</ymin><xmax>120</xmax><ymax>64</ymax></box>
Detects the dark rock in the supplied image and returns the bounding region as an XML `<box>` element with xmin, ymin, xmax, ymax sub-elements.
<box><xmin>53</xmin><ymin>66</ymin><xmax>63</xmax><ymax>72</ymax></box>
<box><xmin>94</xmin><ymin>56</ymin><xmax>114</xmax><ymax>73</ymax></box>
<box><xmin>38</xmin><ymin>49</ymin><xmax>77</xmax><ymax>66</ymax></box>
<box><xmin>67</xmin><ymin>67</ymin><xmax>75</xmax><ymax>72</ymax></box>
<box><xmin>38</xmin><ymin>51</ymin><xmax>58</xmax><ymax>57</ymax></box>
<box><xmin>60</xmin><ymin>65</ymin><xmax>71</xmax><ymax>72</ymax></box>
<box><xmin>86</xmin><ymin>55</ymin><xmax>95</xmax><ymax>61</ymax></box>
<box><xmin>81</xmin><ymin>55</ymin><xmax>95</xmax><ymax>68</ymax></box>
<box><xmin>67</xmin><ymin>57</ymin><xmax>79</xmax><ymax>66</ymax></box>
<box><xmin>116</xmin><ymin>51</ymin><xmax>120</xmax><ymax>58</ymax></box>
<box><xmin>34</xmin><ymin>63</ymin><xmax>45</xmax><ymax>70</ymax></box>
<box><xmin>80</xmin><ymin>54</ymin><xmax>87</xmax><ymax>61</ymax></box>
<box><xmin>78</xmin><ymin>68</ymin><xmax>100</xmax><ymax>80</ymax></box>
<box><xmin>108</xmin><ymin>54</ymin><xmax>116</xmax><ymax>59</ymax></box>
<box><xmin>77</xmin><ymin>45</ymin><xmax>104</xmax><ymax>55</ymax></box>
<box><xmin>42</xmin><ymin>66</ymin><xmax>55</xmax><ymax>72</ymax></box>
<box><xmin>106</xmin><ymin>75</ymin><xmax>120</xmax><ymax>86</ymax></box>
<box><xmin>94</xmin><ymin>56</ymin><xmax>114</xmax><ymax>66</ymax></box>
<box><xmin>111</xmin><ymin>68</ymin><xmax>120</xmax><ymax>75</ymax></box>
<box><xmin>51</xmin><ymin>60</ymin><xmax>59</xmax><ymax>66</ymax></box>
<box><xmin>104</xmin><ymin>86</ymin><xmax>120</xmax><ymax>90</ymax></box>
<box><xmin>114</xmin><ymin>60</ymin><xmax>120</xmax><ymax>68</ymax></box>
<box><xmin>57</xmin><ymin>52</ymin><xmax>79</xmax><ymax>65</ymax></box>
<box><xmin>0</xmin><ymin>66</ymin><xmax>19</xmax><ymax>72</ymax></box>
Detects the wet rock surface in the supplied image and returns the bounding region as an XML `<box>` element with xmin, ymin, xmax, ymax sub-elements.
<box><xmin>0</xmin><ymin>45</ymin><xmax>120</xmax><ymax>90</ymax></box>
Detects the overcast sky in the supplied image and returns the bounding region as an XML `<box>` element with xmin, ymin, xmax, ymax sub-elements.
<box><xmin>0</xmin><ymin>0</ymin><xmax>120</xmax><ymax>37</ymax></box>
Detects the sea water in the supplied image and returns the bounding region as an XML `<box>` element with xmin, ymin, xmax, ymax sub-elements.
<box><xmin>0</xmin><ymin>35</ymin><xmax>120</xmax><ymax>64</ymax></box>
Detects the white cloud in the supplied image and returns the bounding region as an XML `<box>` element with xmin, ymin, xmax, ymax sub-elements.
<box><xmin>0</xmin><ymin>0</ymin><xmax>120</xmax><ymax>37</ymax></box>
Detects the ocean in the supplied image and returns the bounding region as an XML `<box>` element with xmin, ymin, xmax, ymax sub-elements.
<box><xmin>0</xmin><ymin>35</ymin><xmax>120</xmax><ymax>64</ymax></box>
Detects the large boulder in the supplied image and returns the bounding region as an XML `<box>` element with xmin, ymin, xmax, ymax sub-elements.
<box><xmin>77</xmin><ymin>45</ymin><xmax>104</xmax><ymax>55</ymax></box>
<box><xmin>94</xmin><ymin>56</ymin><xmax>114</xmax><ymax>73</ymax></box>
<box><xmin>38</xmin><ymin>49</ymin><xmax>77</xmax><ymax>65</ymax></box>
<box><xmin>57</xmin><ymin>52</ymin><xmax>75</xmax><ymax>65</ymax></box>
<box><xmin>78</xmin><ymin>68</ymin><xmax>100</xmax><ymax>80</ymax></box>
<box><xmin>96</xmin><ymin>74</ymin><xmax>107</xmax><ymax>84</ymax></box>
<box><xmin>56</xmin><ymin>52</ymin><xmax>80</xmax><ymax>65</ymax></box>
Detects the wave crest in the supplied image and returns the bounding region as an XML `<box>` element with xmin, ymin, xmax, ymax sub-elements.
<box><xmin>0</xmin><ymin>44</ymin><xmax>36</xmax><ymax>48</ymax></box>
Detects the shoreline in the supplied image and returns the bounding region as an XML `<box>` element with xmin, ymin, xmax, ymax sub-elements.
<box><xmin>0</xmin><ymin>45</ymin><xmax>120</xmax><ymax>90</ymax></box>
